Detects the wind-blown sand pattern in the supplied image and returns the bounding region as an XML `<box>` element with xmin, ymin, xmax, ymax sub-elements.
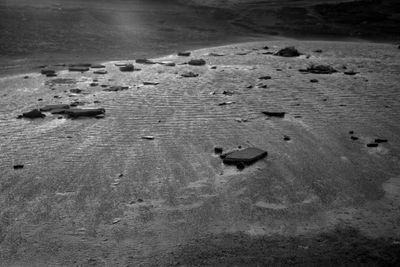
<box><xmin>0</xmin><ymin>40</ymin><xmax>400</xmax><ymax>266</ymax></box>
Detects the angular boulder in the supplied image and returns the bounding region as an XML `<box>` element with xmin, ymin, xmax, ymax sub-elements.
<box><xmin>222</xmin><ymin>147</ymin><xmax>268</xmax><ymax>165</ymax></box>
<box><xmin>19</xmin><ymin>109</ymin><xmax>46</xmax><ymax>119</ymax></box>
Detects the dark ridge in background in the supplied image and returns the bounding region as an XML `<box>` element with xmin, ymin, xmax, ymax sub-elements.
<box><xmin>0</xmin><ymin>0</ymin><xmax>399</xmax><ymax>76</ymax></box>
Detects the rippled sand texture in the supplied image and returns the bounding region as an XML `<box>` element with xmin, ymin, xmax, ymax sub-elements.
<box><xmin>0</xmin><ymin>40</ymin><xmax>400</xmax><ymax>266</ymax></box>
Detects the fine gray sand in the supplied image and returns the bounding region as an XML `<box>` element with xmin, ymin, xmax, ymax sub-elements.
<box><xmin>1</xmin><ymin>40</ymin><xmax>400</xmax><ymax>266</ymax></box>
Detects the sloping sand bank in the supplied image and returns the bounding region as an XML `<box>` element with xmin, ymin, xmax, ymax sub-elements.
<box><xmin>0</xmin><ymin>40</ymin><xmax>400</xmax><ymax>266</ymax></box>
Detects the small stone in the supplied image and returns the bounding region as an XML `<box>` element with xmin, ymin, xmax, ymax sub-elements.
<box><xmin>375</xmin><ymin>138</ymin><xmax>387</xmax><ymax>143</ymax></box>
<box><xmin>366</xmin><ymin>143</ymin><xmax>378</xmax><ymax>147</ymax></box>
<box><xmin>70</xmin><ymin>88</ymin><xmax>82</xmax><ymax>94</ymax></box>
<box><xmin>313</xmin><ymin>49</ymin><xmax>323</xmax><ymax>53</ymax></box>
<box><xmin>23</xmin><ymin>76</ymin><xmax>29</xmax><ymax>79</ymax></box>
<box><xmin>283</xmin><ymin>135</ymin><xmax>291</xmax><ymax>141</ymax></box>
<box><xmin>218</xmin><ymin>101</ymin><xmax>235</xmax><ymax>106</ymax></box>
<box><xmin>214</xmin><ymin>147</ymin><xmax>223</xmax><ymax>154</ymax></box>
<box><xmin>119</xmin><ymin>64</ymin><xmax>134</xmax><ymax>72</ymax></box>
<box><xmin>210</xmin><ymin>66</ymin><xmax>217</xmax><ymax>69</ymax></box>
<box><xmin>349</xmin><ymin>131</ymin><xmax>354</xmax><ymax>134</ymax></box>
<box><xmin>40</xmin><ymin>104</ymin><xmax>70</xmax><ymax>112</ymax></box>
<box><xmin>137</xmin><ymin>198</ymin><xmax>143</xmax><ymax>203</ymax></box>
<box><xmin>20</xmin><ymin>109</ymin><xmax>46</xmax><ymax>119</ymax></box>
<box><xmin>258</xmin><ymin>76</ymin><xmax>271</xmax><ymax>80</ymax></box>
<box><xmin>263</xmin><ymin>46</ymin><xmax>269</xmax><ymax>50</ymax></box>
<box><xmin>143</xmin><ymin>81</ymin><xmax>159</xmax><ymax>85</ymax></box>
<box><xmin>141</xmin><ymin>136</ymin><xmax>155</xmax><ymax>140</ymax></box>
<box><xmin>188</xmin><ymin>59</ymin><xmax>206</xmax><ymax>66</ymax></box>
<box><xmin>13</xmin><ymin>164</ymin><xmax>24</xmax><ymax>169</ymax></box>
<box><xmin>310</xmin><ymin>79</ymin><xmax>319</xmax><ymax>83</ymax></box>
<box><xmin>178</xmin><ymin>52</ymin><xmax>191</xmax><ymax>56</ymax></box>
<box><xmin>262</xmin><ymin>111</ymin><xmax>285</xmax><ymax>118</ymax></box>
<box><xmin>90</xmin><ymin>64</ymin><xmax>105</xmax><ymax>68</ymax></box>
<box><xmin>350</xmin><ymin>136</ymin><xmax>359</xmax><ymax>141</ymax></box>
<box><xmin>344</xmin><ymin>71</ymin><xmax>358</xmax><ymax>75</ymax></box>
<box><xmin>112</xmin><ymin>218</ymin><xmax>121</xmax><ymax>224</ymax></box>
<box><xmin>68</xmin><ymin>66</ymin><xmax>89</xmax><ymax>72</ymax></box>
<box><xmin>41</xmin><ymin>69</ymin><xmax>56</xmax><ymax>75</ymax></box>
<box><xmin>94</xmin><ymin>70</ymin><xmax>108</xmax><ymax>75</ymax></box>
<box><xmin>90</xmin><ymin>83</ymin><xmax>98</xmax><ymax>87</ymax></box>
<box><xmin>275</xmin><ymin>46</ymin><xmax>301</xmax><ymax>57</ymax></box>
<box><xmin>181</xmin><ymin>72</ymin><xmax>198</xmax><ymax>78</ymax></box>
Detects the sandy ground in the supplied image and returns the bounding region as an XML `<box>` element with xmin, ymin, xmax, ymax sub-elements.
<box><xmin>0</xmin><ymin>40</ymin><xmax>400</xmax><ymax>266</ymax></box>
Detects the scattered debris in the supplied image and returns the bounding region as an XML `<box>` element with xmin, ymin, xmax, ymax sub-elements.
<box><xmin>188</xmin><ymin>59</ymin><xmax>206</xmax><ymax>66</ymax></box>
<box><xmin>65</xmin><ymin>108</ymin><xmax>105</xmax><ymax>118</ymax></box>
<box><xmin>141</xmin><ymin>136</ymin><xmax>155</xmax><ymax>140</ymax></box>
<box><xmin>222</xmin><ymin>147</ymin><xmax>268</xmax><ymax>168</ymax></box>
<box><xmin>103</xmin><ymin>86</ymin><xmax>129</xmax><ymax>92</ymax></box>
<box><xmin>94</xmin><ymin>70</ymin><xmax>108</xmax><ymax>75</ymax></box>
<box><xmin>119</xmin><ymin>64</ymin><xmax>135</xmax><ymax>72</ymax></box>
<box><xmin>18</xmin><ymin>109</ymin><xmax>46</xmax><ymax>119</ymax></box>
<box><xmin>13</xmin><ymin>164</ymin><xmax>24</xmax><ymax>169</ymax></box>
<box><xmin>70</xmin><ymin>89</ymin><xmax>82</xmax><ymax>94</ymax></box>
<box><xmin>375</xmin><ymin>138</ymin><xmax>388</xmax><ymax>143</ymax></box>
<box><xmin>214</xmin><ymin>147</ymin><xmax>223</xmax><ymax>154</ymax></box>
<box><xmin>262</xmin><ymin>111</ymin><xmax>286</xmax><ymax>118</ymax></box>
<box><xmin>275</xmin><ymin>46</ymin><xmax>301</xmax><ymax>57</ymax></box>
<box><xmin>300</xmin><ymin>64</ymin><xmax>338</xmax><ymax>74</ymax></box>
<box><xmin>181</xmin><ymin>71</ymin><xmax>199</xmax><ymax>78</ymax></box>
<box><xmin>178</xmin><ymin>52</ymin><xmax>191</xmax><ymax>56</ymax></box>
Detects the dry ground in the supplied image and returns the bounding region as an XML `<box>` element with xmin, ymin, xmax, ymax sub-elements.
<box><xmin>0</xmin><ymin>40</ymin><xmax>400</xmax><ymax>266</ymax></box>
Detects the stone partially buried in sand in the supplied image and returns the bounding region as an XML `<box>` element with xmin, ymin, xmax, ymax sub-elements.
<box><xmin>222</xmin><ymin>147</ymin><xmax>268</xmax><ymax>166</ymax></box>
<box><xmin>262</xmin><ymin>111</ymin><xmax>286</xmax><ymax>118</ymax></box>
<box><xmin>65</xmin><ymin>108</ymin><xmax>105</xmax><ymax>118</ymax></box>
<box><xmin>300</xmin><ymin>64</ymin><xmax>337</xmax><ymax>74</ymax></box>
<box><xmin>40</xmin><ymin>104</ymin><xmax>70</xmax><ymax>112</ymax></box>
<box><xmin>119</xmin><ymin>64</ymin><xmax>135</xmax><ymax>72</ymax></box>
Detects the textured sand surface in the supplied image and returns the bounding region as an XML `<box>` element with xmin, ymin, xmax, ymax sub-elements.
<box><xmin>0</xmin><ymin>40</ymin><xmax>400</xmax><ymax>266</ymax></box>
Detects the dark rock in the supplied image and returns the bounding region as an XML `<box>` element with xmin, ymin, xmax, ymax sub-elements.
<box><xmin>103</xmin><ymin>86</ymin><xmax>129</xmax><ymax>92</ymax></box>
<box><xmin>20</xmin><ymin>109</ymin><xmax>46</xmax><ymax>119</ymax></box>
<box><xmin>53</xmin><ymin>95</ymin><xmax>61</xmax><ymax>99</ymax></box>
<box><xmin>262</xmin><ymin>111</ymin><xmax>286</xmax><ymax>118</ymax></box>
<box><xmin>214</xmin><ymin>147</ymin><xmax>223</xmax><ymax>154</ymax></box>
<box><xmin>300</xmin><ymin>64</ymin><xmax>337</xmax><ymax>74</ymax></box>
<box><xmin>218</xmin><ymin>101</ymin><xmax>235</xmax><ymax>106</ymax></box>
<box><xmin>40</xmin><ymin>104</ymin><xmax>70</xmax><ymax>112</ymax></box>
<box><xmin>349</xmin><ymin>131</ymin><xmax>354</xmax><ymax>134</ymax></box>
<box><xmin>181</xmin><ymin>72</ymin><xmax>198</xmax><ymax>78</ymax></box>
<box><xmin>137</xmin><ymin>198</ymin><xmax>144</xmax><ymax>203</ymax></box>
<box><xmin>222</xmin><ymin>147</ymin><xmax>268</xmax><ymax>166</ymax></box>
<box><xmin>13</xmin><ymin>164</ymin><xmax>24</xmax><ymax>169</ymax></box>
<box><xmin>275</xmin><ymin>46</ymin><xmax>301</xmax><ymax>57</ymax></box>
<box><xmin>178</xmin><ymin>52</ymin><xmax>191</xmax><ymax>56</ymax></box>
<box><xmin>366</xmin><ymin>143</ymin><xmax>378</xmax><ymax>147</ymax></box>
<box><xmin>65</xmin><ymin>108</ymin><xmax>105</xmax><ymax>118</ymax></box>
<box><xmin>23</xmin><ymin>76</ymin><xmax>29</xmax><ymax>79</ymax></box>
<box><xmin>310</xmin><ymin>79</ymin><xmax>319</xmax><ymax>83</ymax></box>
<box><xmin>69</xmin><ymin>66</ymin><xmax>89</xmax><ymax>72</ymax></box>
<box><xmin>69</xmin><ymin>101</ymin><xmax>85</xmax><ymax>107</ymax></box>
<box><xmin>314</xmin><ymin>49</ymin><xmax>323</xmax><ymax>53</ymax></box>
<box><xmin>188</xmin><ymin>59</ymin><xmax>206</xmax><ymax>66</ymax></box>
<box><xmin>41</xmin><ymin>69</ymin><xmax>56</xmax><ymax>75</ymax></box>
<box><xmin>246</xmin><ymin>85</ymin><xmax>253</xmax><ymax>89</ymax></box>
<box><xmin>284</xmin><ymin>135</ymin><xmax>291</xmax><ymax>141</ymax></box>
<box><xmin>258</xmin><ymin>84</ymin><xmax>268</xmax><ymax>88</ymax></box>
<box><xmin>51</xmin><ymin>109</ymin><xmax>69</xmax><ymax>114</ymax></box>
<box><xmin>375</xmin><ymin>138</ymin><xmax>388</xmax><ymax>143</ymax></box>
<box><xmin>236</xmin><ymin>162</ymin><xmax>245</xmax><ymax>170</ymax></box>
<box><xmin>344</xmin><ymin>71</ymin><xmax>358</xmax><ymax>75</ymax></box>
<box><xmin>94</xmin><ymin>70</ymin><xmax>108</xmax><ymax>75</ymax></box>
<box><xmin>222</xmin><ymin>90</ymin><xmax>234</xmax><ymax>96</ymax></box>
<box><xmin>351</xmin><ymin>136</ymin><xmax>359</xmax><ymax>140</ymax></box>
<box><xmin>90</xmin><ymin>64</ymin><xmax>105</xmax><ymax>68</ymax></box>
<box><xmin>208</xmin><ymin>52</ymin><xmax>225</xmax><ymax>57</ymax></box>
<box><xmin>38</xmin><ymin>98</ymin><xmax>43</xmax><ymax>101</ymax></box>
<box><xmin>262</xmin><ymin>52</ymin><xmax>274</xmax><ymax>55</ymax></box>
<box><xmin>119</xmin><ymin>64</ymin><xmax>134</xmax><ymax>72</ymax></box>
<box><xmin>143</xmin><ymin>82</ymin><xmax>159</xmax><ymax>85</ymax></box>
<box><xmin>69</xmin><ymin>63</ymin><xmax>92</xmax><ymax>68</ymax></box>
<box><xmin>263</xmin><ymin>46</ymin><xmax>269</xmax><ymax>50</ymax></box>
<box><xmin>259</xmin><ymin>76</ymin><xmax>271</xmax><ymax>80</ymax></box>
<box><xmin>46</xmin><ymin>73</ymin><xmax>58</xmax><ymax>77</ymax></box>
<box><xmin>211</xmin><ymin>66</ymin><xmax>217</xmax><ymax>69</ymax></box>
<box><xmin>136</xmin><ymin>59</ymin><xmax>156</xmax><ymax>64</ymax></box>
<box><xmin>70</xmin><ymin>89</ymin><xmax>82</xmax><ymax>94</ymax></box>
<box><xmin>90</xmin><ymin>83</ymin><xmax>98</xmax><ymax>87</ymax></box>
